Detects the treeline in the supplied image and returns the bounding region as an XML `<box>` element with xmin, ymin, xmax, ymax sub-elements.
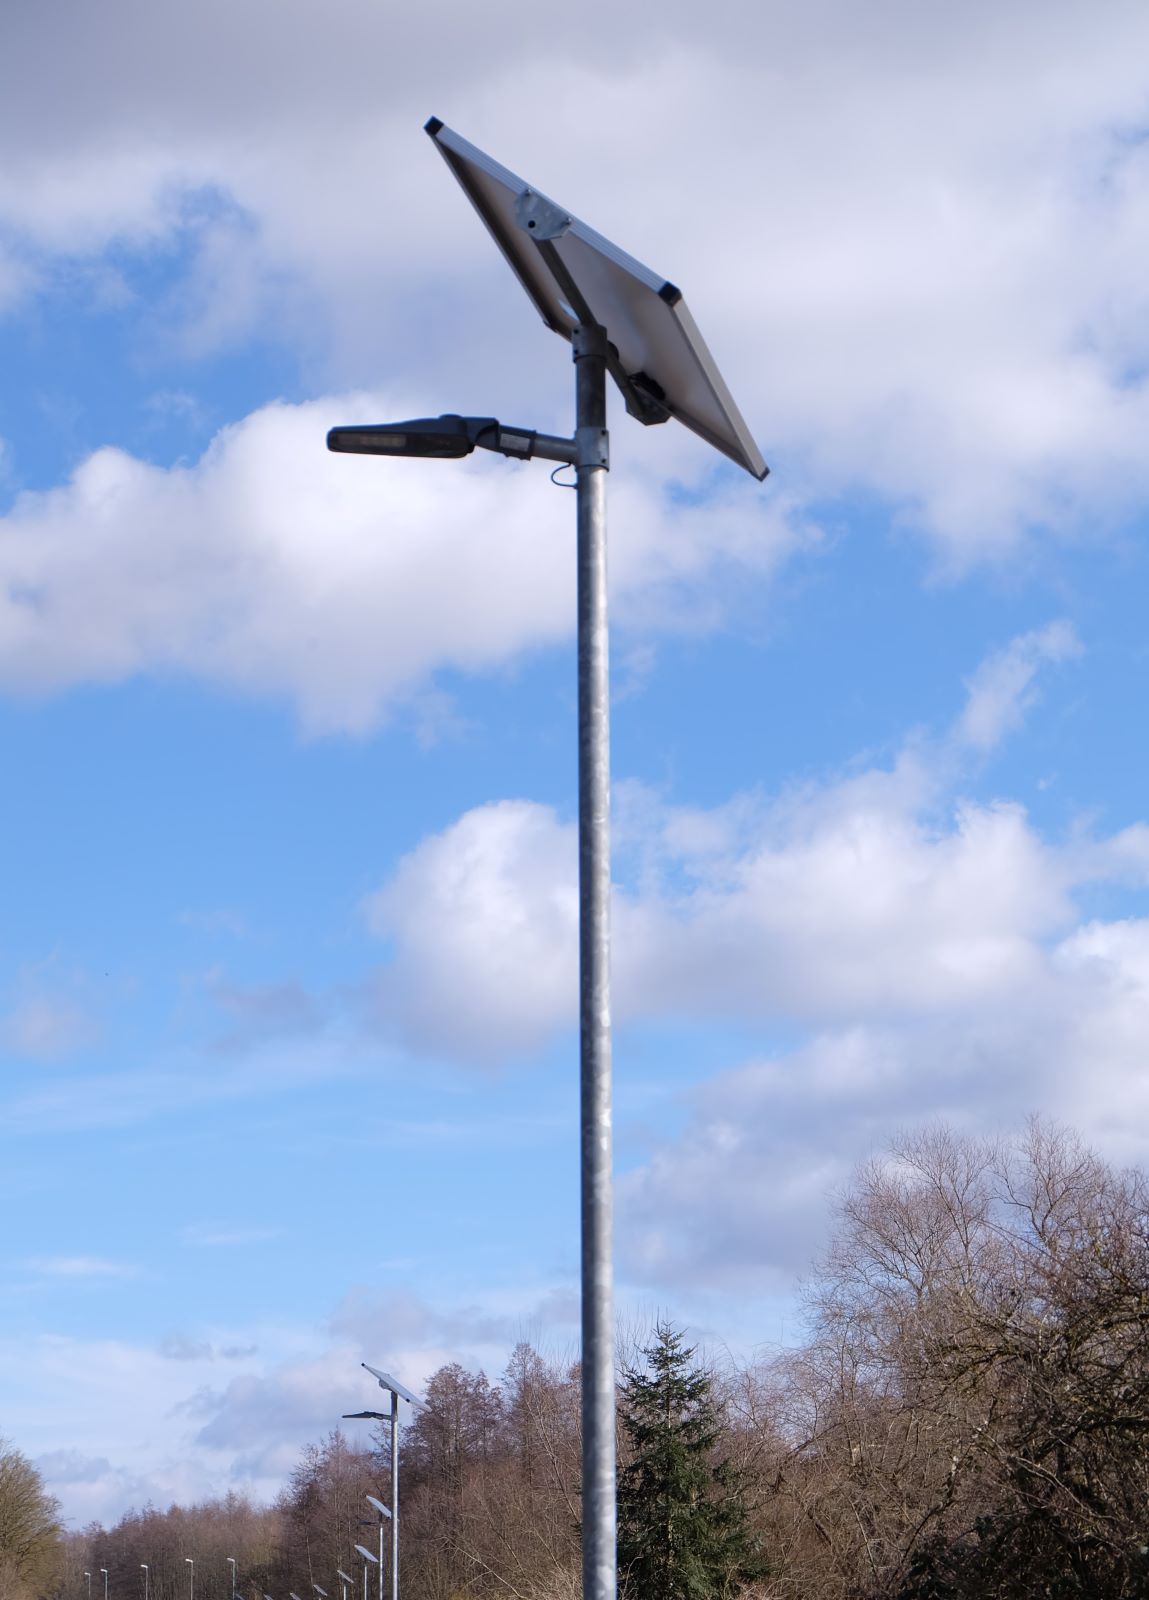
<box><xmin>15</xmin><ymin>1119</ymin><xmax>1149</xmax><ymax>1599</ymax></box>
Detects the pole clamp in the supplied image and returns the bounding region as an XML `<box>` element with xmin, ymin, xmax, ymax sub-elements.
<box><xmin>576</xmin><ymin>426</ymin><xmax>610</xmax><ymax>470</ymax></box>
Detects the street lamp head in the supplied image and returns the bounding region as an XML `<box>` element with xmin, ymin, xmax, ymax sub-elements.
<box><xmin>327</xmin><ymin>417</ymin><xmax>574</xmax><ymax>468</ymax></box>
<box><xmin>327</xmin><ymin>416</ymin><xmax>490</xmax><ymax>459</ymax></box>
<box><xmin>337</xmin><ymin>1572</ymin><xmax>354</xmax><ymax>1585</ymax></box>
<box><xmin>365</xmin><ymin>1494</ymin><xmax>391</xmax><ymax>1519</ymax></box>
<box><xmin>342</xmin><ymin>1411</ymin><xmax>391</xmax><ymax>1422</ymax></box>
<box><xmin>354</xmin><ymin>1546</ymin><xmax>379</xmax><ymax>1565</ymax></box>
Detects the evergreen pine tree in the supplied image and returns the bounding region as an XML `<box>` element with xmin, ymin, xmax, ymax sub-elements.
<box><xmin>616</xmin><ymin>1321</ymin><xmax>764</xmax><ymax>1600</ymax></box>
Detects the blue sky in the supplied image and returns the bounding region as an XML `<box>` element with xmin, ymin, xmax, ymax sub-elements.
<box><xmin>3</xmin><ymin>0</ymin><xmax>1149</xmax><ymax>1527</ymax></box>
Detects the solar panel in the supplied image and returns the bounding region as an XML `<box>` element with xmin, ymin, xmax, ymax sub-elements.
<box><xmin>362</xmin><ymin>1362</ymin><xmax>424</xmax><ymax>1407</ymax></box>
<box><xmin>426</xmin><ymin>118</ymin><xmax>767</xmax><ymax>481</ymax></box>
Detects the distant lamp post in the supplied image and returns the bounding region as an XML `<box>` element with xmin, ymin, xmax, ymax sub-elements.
<box><xmin>354</xmin><ymin>1544</ymin><xmax>379</xmax><ymax>1600</ymax></box>
<box><xmin>185</xmin><ymin>1557</ymin><xmax>194</xmax><ymax>1600</ymax></box>
<box><xmin>228</xmin><ymin>1558</ymin><xmax>238</xmax><ymax>1599</ymax></box>
<box><xmin>342</xmin><ymin>1418</ymin><xmax>391</xmax><ymax>1600</ymax></box>
<box><xmin>312</xmin><ymin>1588</ymin><xmax>328</xmax><ymax>1599</ymax></box>
<box><xmin>337</xmin><ymin>1569</ymin><xmax>355</xmax><ymax>1600</ymax></box>
<box><xmin>366</xmin><ymin>1494</ymin><xmax>391</xmax><ymax>1600</ymax></box>
<box><xmin>83</xmin><ymin>1573</ymin><xmax>91</xmax><ymax>1600</ymax></box>
<box><xmin>141</xmin><ymin>1564</ymin><xmax>149</xmax><ymax>1600</ymax></box>
<box><xmin>346</xmin><ymin>1363</ymin><xmax>422</xmax><ymax>1600</ymax></box>
<box><xmin>100</xmin><ymin>1569</ymin><xmax>108</xmax><ymax>1600</ymax></box>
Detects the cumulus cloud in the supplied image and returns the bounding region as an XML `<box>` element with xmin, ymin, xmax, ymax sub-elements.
<box><xmin>619</xmin><ymin>909</ymin><xmax>1149</xmax><ymax>1291</ymax></box>
<box><xmin>354</xmin><ymin>621</ymin><xmax>1149</xmax><ymax>1291</ymax></box>
<box><xmin>0</xmin><ymin>394</ymin><xmax>794</xmax><ymax>733</ymax></box>
<box><xmin>361</xmin><ymin>623</ymin><xmax>1111</xmax><ymax>1058</ymax></box>
<box><xmin>365</xmin><ymin>800</ymin><xmax>578</xmax><ymax>1057</ymax></box>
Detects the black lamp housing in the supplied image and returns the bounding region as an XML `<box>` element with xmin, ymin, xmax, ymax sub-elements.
<box><xmin>326</xmin><ymin>414</ymin><xmax>497</xmax><ymax>458</ymax></box>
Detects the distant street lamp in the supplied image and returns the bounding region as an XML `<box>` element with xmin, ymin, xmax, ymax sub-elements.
<box><xmin>228</xmin><ymin>1558</ymin><xmax>238</xmax><ymax>1599</ymax></box>
<box><xmin>312</xmin><ymin>1587</ymin><xmax>328</xmax><ymax>1599</ymax></box>
<box><xmin>366</xmin><ymin>1493</ymin><xmax>391</xmax><ymax>1600</ymax></box>
<box><xmin>185</xmin><ymin>1557</ymin><xmax>194</xmax><ymax>1600</ymax></box>
<box><xmin>83</xmin><ymin>1572</ymin><xmax>91</xmax><ymax>1600</ymax></box>
<box><xmin>345</xmin><ymin>1364</ymin><xmax>421</xmax><ymax>1600</ymax></box>
<box><xmin>141</xmin><ymin>1564</ymin><xmax>149</xmax><ymax>1600</ymax></box>
<box><xmin>336</xmin><ymin>1569</ymin><xmax>354</xmax><ymax>1600</ymax></box>
<box><xmin>354</xmin><ymin>1544</ymin><xmax>378</xmax><ymax>1600</ymax></box>
<box><xmin>100</xmin><ymin>1569</ymin><xmax>108</xmax><ymax>1600</ymax></box>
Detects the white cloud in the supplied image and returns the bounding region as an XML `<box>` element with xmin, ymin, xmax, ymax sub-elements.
<box><xmin>354</xmin><ymin>623</ymin><xmax>1149</xmax><ymax>1294</ymax></box>
<box><xmin>955</xmin><ymin>620</ymin><xmax>1082</xmax><ymax>753</ymax></box>
<box><xmin>26</xmin><ymin>1256</ymin><xmax>139</xmax><ymax>1280</ymax></box>
<box><xmin>361</xmin><ymin>623</ymin><xmax>1105</xmax><ymax>1056</ymax></box>
<box><xmin>0</xmin><ymin>394</ymin><xmax>795</xmax><ymax>733</ymax></box>
<box><xmin>619</xmin><ymin>906</ymin><xmax>1149</xmax><ymax>1291</ymax></box>
<box><xmin>365</xmin><ymin>800</ymin><xmax>578</xmax><ymax>1058</ymax></box>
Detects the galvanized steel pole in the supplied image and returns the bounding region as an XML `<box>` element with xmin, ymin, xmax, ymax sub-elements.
<box><xmin>389</xmin><ymin>1389</ymin><xmax>399</xmax><ymax>1600</ymax></box>
<box><xmin>573</xmin><ymin>320</ymin><xmax>615</xmax><ymax>1600</ymax></box>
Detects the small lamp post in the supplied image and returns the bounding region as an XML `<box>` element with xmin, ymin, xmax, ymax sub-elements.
<box><xmin>141</xmin><ymin>1564</ymin><xmax>149</xmax><ymax>1600</ymax></box>
<box><xmin>228</xmin><ymin>1558</ymin><xmax>238</xmax><ymax>1599</ymax></box>
<box><xmin>346</xmin><ymin>1364</ymin><xmax>421</xmax><ymax>1600</ymax></box>
<box><xmin>354</xmin><ymin>1545</ymin><xmax>378</xmax><ymax>1600</ymax></box>
<box><xmin>185</xmin><ymin>1557</ymin><xmax>195</xmax><ymax>1600</ymax></box>
<box><xmin>83</xmin><ymin>1573</ymin><xmax>91</xmax><ymax>1600</ymax></box>
<box><xmin>337</xmin><ymin>1570</ymin><xmax>355</xmax><ymax>1600</ymax></box>
<box><xmin>100</xmin><ymin>1569</ymin><xmax>108</xmax><ymax>1600</ymax></box>
<box><xmin>366</xmin><ymin>1494</ymin><xmax>391</xmax><ymax>1600</ymax></box>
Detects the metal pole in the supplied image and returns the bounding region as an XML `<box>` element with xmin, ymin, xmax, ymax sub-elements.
<box><xmin>389</xmin><ymin>1389</ymin><xmax>398</xmax><ymax>1600</ymax></box>
<box><xmin>573</xmin><ymin>320</ymin><xmax>614</xmax><ymax>1600</ymax></box>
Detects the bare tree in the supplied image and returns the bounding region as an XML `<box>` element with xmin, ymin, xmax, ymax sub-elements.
<box><xmin>0</xmin><ymin>1438</ymin><xmax>62</xmax><ymax>1599</ymax></box>
<box><xmin>754</xmin><ymin>1121</ymin><xmax>1149</xmax><ymax>1598</ymax></box>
